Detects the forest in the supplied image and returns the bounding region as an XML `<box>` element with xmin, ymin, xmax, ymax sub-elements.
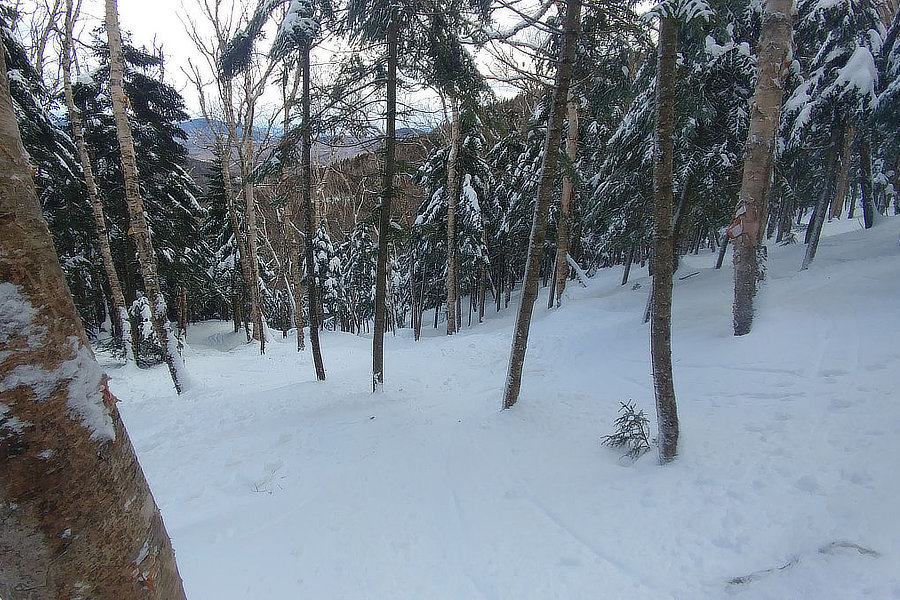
<box><xmin>1</xmin><ymin>0</ymin><xmax>899</xmax><ymax>597</ymax></box>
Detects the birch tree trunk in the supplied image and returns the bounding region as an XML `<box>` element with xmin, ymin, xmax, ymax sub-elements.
<box><xmin>0</xmin><ymin>47</ymin><xmax>187</xmax><ymax>599</ymax></box>
<box><xmin>551</xmin><ymin>92</ymin><xmax>579</xmax><ymax>307</ymax></box>
<box><xmin>105</xmin><ymin>0</ymin><xmax>186</xmax><ymax>393</ymax></box>
<box><xmin>502</xmin><ymin>0</ymin><xmax>582</xmax><ymax>410</ymax></box>
<box><xmin>240</xmin><ymin>69</ymin><xmax>265</xmax><ymax>354</ymax></box>
<box><xmin>445</xmin><ymin>98</ymin><xmax>461</xmax><ymax>335</ymax></box>
<box><xmin>373</xmin><ymin>13</ymin><xmax>399</xmax><ymax>392</ymax></box>
<box><xmin>651</xmin><ymin>15</ymin><xmax>679</xmax><ymax>463</ymax></box>
<box><xmin>63</xmin><ymin>0</ymin><xmax>132</xmax><ymax>363</ymax></box>
<box><xmin>301</xmin><ymin>46</ymin><xmax>326</xmax><ymax>380</ymax></box>
<box><xmin>731</xmin><ymin>0</ymin><xmax>793</xmax><ymax>336</ymax></box>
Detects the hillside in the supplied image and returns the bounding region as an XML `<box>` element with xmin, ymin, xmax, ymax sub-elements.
<box><xmin>107</xmin><ymin>217</ymin><xmax>900</xmax><ymax>599</ymax></box>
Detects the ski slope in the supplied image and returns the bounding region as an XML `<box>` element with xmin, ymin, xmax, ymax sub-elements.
<box><xmin>107</xmin><ymin>216</ymin><xmax>900</xmax><ymax>599</ymax></box>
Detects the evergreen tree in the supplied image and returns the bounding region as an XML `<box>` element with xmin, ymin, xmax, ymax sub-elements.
<box><xmin>340</xmin><ymin>223</ymin><xmax>378</xmax><ymax>333</ymax></box>
<box><xmin>313</xmin><ymin>224</ymin><xmax>343</xmax><ymax>329</ymax></box>
<box><xmin>75</xmin><ymin>34</ymin><xmax>211</xmax><ymax>327</ymax></box>
<box><xmin>413</xmin><ymin>106</ymin><xmax>492</xmax><ymax>335</ymax></box>
<box><xmin>783</xmin><ymin>0</ymin><xmax>885</xmax><ymax>261</ymax></box>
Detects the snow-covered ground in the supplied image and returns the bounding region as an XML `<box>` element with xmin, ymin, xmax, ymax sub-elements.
<box><xmin>108</xmin><ymin>216</ymin><xmax>900</xmax><ymax>599</ymax></box>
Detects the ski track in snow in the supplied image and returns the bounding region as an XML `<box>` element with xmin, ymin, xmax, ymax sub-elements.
<box><xmin>105</xmin><ymin>217</ymin><xmax>900</xmax><ymax>599</ymax></box>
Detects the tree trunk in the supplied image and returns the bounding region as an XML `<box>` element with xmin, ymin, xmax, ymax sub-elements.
<box><xmin>859</xmin><ymin>133</ymin><xmax>876</xmax><ymax>228</ymax></box>
<box><xmin>731</xmin><ymin>0</ymin><xmax>793</xmax><ymax>336</ymax></box>
<box><xmin>502</xmin><ymin>0</ymin><xmax>582</xmax><ymax>410</ymax></box>
<box><xmin>0</xmin><ymin>47</ymin><xmax>187</xmax><ymax>599</ymax></box>
<box><xmin>105</xmin><ymin>0</ymin><xmax>186</xmax><ymax>392</ymax></box>
<box><xmin>651</xmin><ymin>15</ymin><xmax>680</xmax><ymax>463</ymax></box>
<box><xmin>552</xmin><ymin>92</ymin><xmax>579</xmax><ymax>307</ymax></box>
<box><xmin>766</xmin><ymin>173</ymin><xmax>781</xmax><ymax>239</ymax></box>
<box><xmin>62</xmin><ymin>0</ymin><xmax>133</xmax><ymax>363</ymax></box>
<box><xmin>373</xmin><ymin>14</ymin><xmax>399</xmax><ymax>392</ymax></box>
<box><xmin>776</xmin><ymin>182</ymin><xmax>793</xmax><ymax>243</ymax></box>
<box><xmin>829</xmin><ymin>125</ymin><xmax>855</xmax><ymax>219</ymax></box>
<box><xmin>240</xmin><ymin>71</ymin><xmax>265</xmax><ymax>354</ymax></box>
<box><xmin>232</xmin><ymin>292</ymin><xmax>241</xmax><ymax>333</ymax></box>
<box><xmin>301</xmin><ymin>46</ymin><xmax>326</xmax><ymax>380</ymax></box>
<box><xmin>177</xmin><ymin>286</ymin><xmax>187</xmax><ymax>341</ymax></box>
<box><xmin>621</xmin><ymin>244</ymin><xmax>635</xmax><ymax>285</ymax></box>
<box><xmin>445</xmin><ymin>98</ymin><xmax>461</xmax><ymax>335</ymax></box>
<box><xmin>284</xmin><ymin>198</ymin><xmax>306</xmax><ymax>350</ymax></box>
<box><xmin>715</xmin><ymin>234</ymin><xmax>729</xmax><ymax>268</ymax></box>
<box><xmin>802</xmin><ymin>131</ymin><xmax>842</xmax><ymax>270</ymax></box>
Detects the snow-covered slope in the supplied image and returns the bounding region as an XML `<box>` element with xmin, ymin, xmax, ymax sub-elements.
<box><xmin>109</xmin><ymin>216</ymin><xmax>900</xmax><ymax>599</ymax></box>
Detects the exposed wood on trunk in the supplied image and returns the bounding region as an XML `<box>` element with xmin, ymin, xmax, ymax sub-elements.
<box><xmin>551</xmin><ymin>92</ymin><xmax>579</xmax><ymax>307</ymax></box>
<box><xmin>62</xmin><ymin>0</ymin><xmax>132</xmax><ymax>363</ymax></box>
<box><xmin>105</xmin><ymin>0</ymin><xmax>185</xmax><ymax>392</ymax></box>
<box><xmin>373</xmin><ymin>14</ymin><xmax>399</xmax><ymax>391</ymax></box>
<box><xmin>502</xmin><ymin>0</ymin><xmax>582</xmax><ymax>410</ymax></box>
<box><xmin>0</xmin><ymin>47</ymin><xmax>187</xmax><ymax>599</ymax></box>
<box><xmin>651</xmin><ymin>15</ymin><xmax>679</xmax><ymax>463</ymax></box>
<box><xmin>731</xmin><ymin>0</ymin><xmax>793</xmax><ymax>336</ymax></box>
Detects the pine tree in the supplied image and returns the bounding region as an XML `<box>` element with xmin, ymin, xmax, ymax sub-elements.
<box><xmin>342</xmin><ymin>0</ymin><xmax>490</xmax><ymax>390</ymax></box>
<box><xmin>784</xmin><ymin>0</ymin><xmax>885</xmax><ymax>266</ymax></box>
<box><xmin>651</xmin><ymin>6</ymin><xmax>680</xmax><ymax>463</ymax></box>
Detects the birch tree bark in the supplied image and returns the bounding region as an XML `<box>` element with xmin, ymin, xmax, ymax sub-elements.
<box><xmin>731</xmin><ymin>0</ymin><xmax>793</xmax><ymax>336</ymax></box>
<box><xmin>0</xmin><ymin>46</ymin><xmax>187</xmax><ymax>600</ymax></box>
<box><xmin>502</xmin><ymin>0</ymin><xmax>582</xmax><ymax>409</ymax></box>
<box><xmin>63</xmin><ymin>0</ymin><xmax>133</xmax><ymax>363</ymax></box>
<box><xmin>105</xmin><ymin>0</ymin><xmax>187</xmax><ymax>392</ymax></box>
<box><xmin>551</xmin><ymin>92</ymin><xmax>579</xmax><ymax>307</ymax></box>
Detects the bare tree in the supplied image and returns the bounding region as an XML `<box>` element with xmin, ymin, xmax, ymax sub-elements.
<box><xmin>61</xmin><ymin>0</ymin><xmax>133</xmax><ymax>362</ymax></box>
<box><xmin>105</xmin><ymin>0</ymin><xmax>188</xmax><ymax>392</ymax></box>
<box><xmin>0</xmin><ymin>46</ymin><xmax>187</xmax><ymax>600</ymax></box>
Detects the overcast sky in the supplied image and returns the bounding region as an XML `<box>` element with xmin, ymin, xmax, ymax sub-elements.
<box><xmin>117</xmin><ymin>0</ymin><xmax>210</xmax><ymax>116</ymax></box>
<box><xmin>81</xmin><ymin>0</ymin><xmax>519</xmax><ymax>124</ymax></box>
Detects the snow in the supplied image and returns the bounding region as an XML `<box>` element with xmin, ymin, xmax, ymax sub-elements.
<box><xmin>832</xmin><ymin>45</ymin><xmax>878</xmax><ymax>107</ymax></box>
<box><xmin>106</xmin><ymin>217</ymin><xmax>900</xmax><ymax>599</ymax></box>
<box><xmin>0</xmin><ymin>283</ymin><xmax>114</xmax><ymax>441</ymax></box>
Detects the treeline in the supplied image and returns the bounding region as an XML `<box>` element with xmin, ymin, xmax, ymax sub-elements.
<box><xmin>4</xmin><ymin>0</ymin><xmax>899</xmax><ymax>383</ymax></box>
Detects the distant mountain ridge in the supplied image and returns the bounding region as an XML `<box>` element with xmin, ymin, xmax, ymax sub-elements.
<box><xmin>178</xmin><ymin>117</ymin><xmax>428</xmax><ymax>165</ymax></box>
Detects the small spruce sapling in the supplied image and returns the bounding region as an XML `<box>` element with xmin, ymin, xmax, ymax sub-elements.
<box><xmin>602</xmin><ymin>401</ymin><xmax>652</xmax><ymax>460</ymax></box>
